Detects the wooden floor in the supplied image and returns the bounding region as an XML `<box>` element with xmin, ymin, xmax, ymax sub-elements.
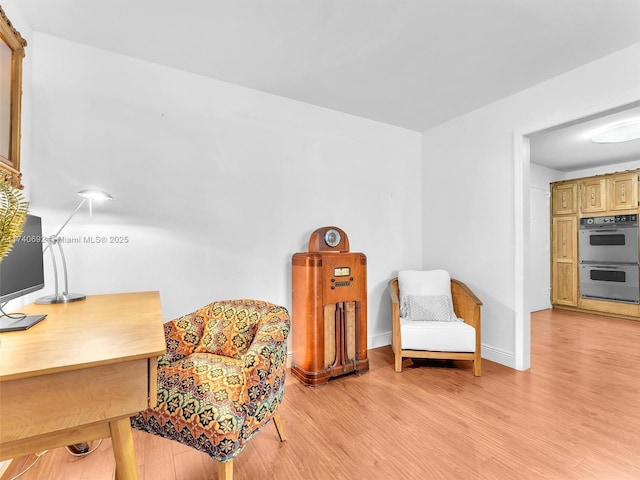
<box><xmin>5</xmin><ymin>308</ymin><xmax>640</xmax><ymax>480</ymax></box>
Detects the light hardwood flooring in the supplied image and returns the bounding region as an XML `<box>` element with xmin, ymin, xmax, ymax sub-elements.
<box><xmin>5</xmin><ymin>308</ymin><xmax>640</xmax><ymax>479</ymax></box>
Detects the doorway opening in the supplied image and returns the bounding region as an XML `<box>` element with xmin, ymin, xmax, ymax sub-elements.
<box><xmin>514</xmin><ymin>100</ymin><xmax>640</xmax><ymax>371</ymax></box>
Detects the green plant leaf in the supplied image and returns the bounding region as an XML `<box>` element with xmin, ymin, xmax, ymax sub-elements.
<box><xmin>0</xmin><ymin>171</ymin><xmax>29</xmax><ymax>262</ymax></box>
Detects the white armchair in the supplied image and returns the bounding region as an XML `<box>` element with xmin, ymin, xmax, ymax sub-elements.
<box><xmin>388</xmin><ymin>270</ymin><xmax>482</xmax><ymax>376</ymax></box>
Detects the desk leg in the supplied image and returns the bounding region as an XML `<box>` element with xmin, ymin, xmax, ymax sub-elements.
<box><xmin>109</xmin><ymin>417</ymin><xmax>139</xmax><ymax>480</ymax></box>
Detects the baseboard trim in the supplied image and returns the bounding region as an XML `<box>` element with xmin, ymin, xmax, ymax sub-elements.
<box><xmin>368</xmin><ymin>332</ymin><xmax>392</xmax><ymax>349</ymax></box>
<box><xmin>481</xmin><ymin>344</ymin><xmax>517</xmax><ymax>369</ymax></box>
<box><xmin>287</xmin><ymin>335</ymin><xmax>518</xmax><ymax>370</ymax></box>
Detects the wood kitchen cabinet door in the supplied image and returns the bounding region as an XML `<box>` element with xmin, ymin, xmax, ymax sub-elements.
<box><xmin>552</xmin><ymin>217</ymin><xmax>576</xmax><ymax>261</ymax></box>
<box><xmin>580</xmin><ymin>178</ymin><xmax>606</xmax><ymax>214</ymax></box>
<box><xmin>609</xmin><ymin>174</ymin><xmax>638</xmax><ymax>211</ymax></box>
<box><xmin>552</xmin><ymin>262</ymin><xmax>577</xmax><ymax>306</ymax></box>
<box><xmin>552</xmin><ymin>182</ymin><xmax>577</xmax><ymax>215</ymax></box>
<box><xmin>551</xmin><ymin>216</ymin><xmax>577</xmax><ymax>306</ymax></box>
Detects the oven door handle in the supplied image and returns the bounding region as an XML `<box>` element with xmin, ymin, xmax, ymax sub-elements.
<box><xmin>590</xmin><ymin>265</ymin><xmax>626</xmax><ymax>270</ymax></box>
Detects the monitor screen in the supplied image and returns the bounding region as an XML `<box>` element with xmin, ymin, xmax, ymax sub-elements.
<box><xmin>0</xmin><ymin>214</ymin><xmax>45</xmax><ymax>303</ymax></box>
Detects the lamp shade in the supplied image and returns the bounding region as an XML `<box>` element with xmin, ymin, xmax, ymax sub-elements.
<box><xmin>78</xmin><ymin>189</ymin><xmax>113</xmax><ymax>201</ymax></box>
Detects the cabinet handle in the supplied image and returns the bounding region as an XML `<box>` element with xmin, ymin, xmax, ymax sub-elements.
<box><xmin>621</xmin><ymin>186</ymin><xmax>626</xmax><ymax>201</ymax></box>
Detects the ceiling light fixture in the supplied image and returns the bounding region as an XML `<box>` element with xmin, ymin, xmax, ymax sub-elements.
<box><xmin>591</xmin><ymin>120</ymin><xmax>640</xmax><ymax>144</ymax></box>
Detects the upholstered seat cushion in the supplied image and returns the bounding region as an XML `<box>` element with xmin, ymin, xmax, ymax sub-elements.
<box><xmin>132</xmin><ymin>352</ymin><xmax>249</xmax><ymax>460</ymax></box>
<box><xmin>399</xmin><ymin>318</ymin><xmax>476</xmax><ymax>352</ymax></box>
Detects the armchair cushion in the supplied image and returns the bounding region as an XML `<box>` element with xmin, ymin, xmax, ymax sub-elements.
<box><xmin>400</xmin><ymin>319</ymin><xmax>476</xmax><ymax>352</ymax></box>
<box><xmin>405</xmin><ymin>294</ymin><xmax>458</xmax><ymax>322</ymax></box>
<box><xmin>194</xmin><ymin>301</ymin><xmax>263</xmax><ymax>359</ymax></box>
<box><xmin>398</xmin><ymin>269</ymin><xmax>451</xmax><ymax>317</ymax></box>
<box><xmin>153</xmin><ymin>352</ymin><xmax>247</xmax><ymax>457</ymax></box>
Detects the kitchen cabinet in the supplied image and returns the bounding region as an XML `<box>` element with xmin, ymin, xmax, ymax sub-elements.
<box><xmin>578</xmin><ymin>172</ymin><xmax>639</xmax><ymax>214</ymax></box>
<box><xmin>550</xmin><ymin>168</ymin><xmax>640</xmax><ymax>319</ymax></box>
<box><xmin>551</xmin><ymin>216</ymin><xmax>577</xmax><ymax>306</ymax></box>
<box><xmin>579</xmin><ymin>178</ymin><xmax>606</xmax><ymax>213</ymax></box>
<box><xmin>609</xmin><ymin>173</ymin><xmax>638</xmax><ymax>211</ymax></box>
<box><xmin>552</xmin><ymin>182</ymin><xmax>577</xmax><ymax>215</ymax></box>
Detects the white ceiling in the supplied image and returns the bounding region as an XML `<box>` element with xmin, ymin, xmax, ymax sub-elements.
<box><xmin>14</xmin><ymin>0</ymin><xmax>640</xmax><ymax>170</ymax></box>
<box><xmin>530</xmin><ymin>104</ymin><xmax>640</xmax><ymax>172</ymax></box>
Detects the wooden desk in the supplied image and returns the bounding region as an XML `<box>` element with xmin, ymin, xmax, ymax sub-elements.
<box><xmin>0</xmin><ymin>291</ymin><xmax>166</xmax><ymax>480</ymax></box>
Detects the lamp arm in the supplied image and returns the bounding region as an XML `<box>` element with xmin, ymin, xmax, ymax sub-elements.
<box><xmin>53</xmin><ymin>198</ymin><xmax>87</xmax><ymax>239</ymax></box>
<box><xmin>42</xmin><ymin>198</ymin><xmax>87</xmax><ymax>255</ymax></box>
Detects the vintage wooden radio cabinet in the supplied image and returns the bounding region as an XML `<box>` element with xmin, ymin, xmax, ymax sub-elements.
<box><xmin>291</xmin><ymin>226</ymin><xmax>369</xmax><ymax>386</ymax></box>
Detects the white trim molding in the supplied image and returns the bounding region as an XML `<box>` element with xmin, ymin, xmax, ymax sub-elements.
<box><xmin>482</xmin><ymin>343</ymin><xmax>516</xmax><ymax>369</ymax></box>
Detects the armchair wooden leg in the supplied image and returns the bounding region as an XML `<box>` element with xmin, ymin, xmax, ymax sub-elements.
<box><xmin>394</xmin><ymin>353</ymin><xmax>403</xmax><ymax>372</ymax></box>
<box><xmin>218</xmin><ymin>459</ymin><xmax>233</xmax><ymax>480</ymax></box>
<box><xmin>272</xmin><ymin>410</ymin><xmax>287</xmax><ymax>441</ymax></box>
<box><xmin>473</xmin><ymin>355</ymin><xmax>482</xmax><ymax>376</ymax></box>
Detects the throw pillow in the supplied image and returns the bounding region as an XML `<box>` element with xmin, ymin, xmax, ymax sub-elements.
<box><xmin>406</xmin><ymin>294</ymin><xmax>458</xmax><ymax>322</ymax></box>
<box><xmin>398</xmin><ymin>269</ymin><xmax>451</xmax><ymax>317</ymax></box>
<box><xmin>194</xmin><ymin>301</ymin><xmax>262</xmax><ymax>359</ymax></box>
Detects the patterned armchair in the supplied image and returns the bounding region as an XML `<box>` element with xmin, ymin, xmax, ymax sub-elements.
<box><xmin>131</xmin><ymin>299</ymin><xmax>290</xmax><ymax>480</ymax></box>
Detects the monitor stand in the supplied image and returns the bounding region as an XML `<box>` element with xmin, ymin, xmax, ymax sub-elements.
<box><xmin>0</xmin><ymin>314</ymin><xmax>47</xmax><ymax>332</ymax></box>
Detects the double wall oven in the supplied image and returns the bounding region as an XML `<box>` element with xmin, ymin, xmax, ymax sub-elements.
<box><xmin>579</xmin><ymin>214</ymin><xmax>639</xmax><ymax>304</ymax></box>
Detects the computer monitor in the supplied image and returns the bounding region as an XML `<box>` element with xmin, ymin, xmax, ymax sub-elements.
<box><xmin>0</xmin><ymin>214</ymin><xmax>47</xmax><ymax>331</ymax></box>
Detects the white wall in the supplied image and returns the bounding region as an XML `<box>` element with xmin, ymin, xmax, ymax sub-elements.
<box><xmin>529</xmin><ymin>163</ymin><xmax>562</xmax><ymax>312</ymax></box>
<box><xmin>23</xmin><ymin>33</ymin><xmax>421</xmax><ymax>349</ymax></box>
<box><xmin>422</xmin><ymin>42</ymin><xmax>640</xmax><ymax>369</ymax></box>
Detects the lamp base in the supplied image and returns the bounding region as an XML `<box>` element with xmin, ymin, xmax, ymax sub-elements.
<box><xmin>35</xmin><ymin>293</ymin><xmax>86</xmax><ymax>304</ymax></box>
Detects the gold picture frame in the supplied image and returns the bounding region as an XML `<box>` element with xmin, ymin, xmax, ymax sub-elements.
<box><xmin>0</xmin><ymin>4</ymin><xmax>26</xmax><ymax>189</ymax></box>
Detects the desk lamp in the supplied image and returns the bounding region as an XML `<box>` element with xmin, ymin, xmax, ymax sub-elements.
<box><xmin>36</xmin><ymin>189</ymin><xmax>113</xmax><ymax>304</ymax></box>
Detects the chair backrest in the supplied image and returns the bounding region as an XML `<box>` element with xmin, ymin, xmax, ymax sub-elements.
<box><xmin>390</xmin><ymin>277</ymin><xmax>399</xmax><ymax>299</ymax></box>
<box><xmin>396</xmin><ymin>270</ymin><xmax>459</xmax><ymax>321</ymax></box>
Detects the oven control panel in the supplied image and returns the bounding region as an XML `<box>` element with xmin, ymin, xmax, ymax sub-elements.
<box><xmin>580</xmin><ymin>214</ymin><xmax>638</xmax><ymax>228</ymax></box>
